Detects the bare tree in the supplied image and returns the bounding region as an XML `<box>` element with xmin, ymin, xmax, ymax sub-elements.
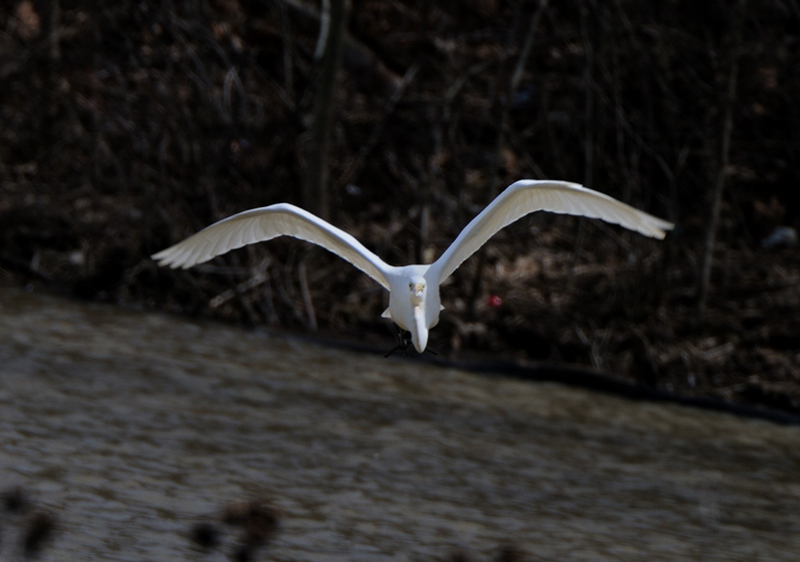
<box><xmin>487</xmin><ymin>0</ymin><xmax>548</xmax><ymax>199</ymax></box>
<box><xmin>466</xmin><ymin>0</ymin><xmax>548</xmax><ymax>317</ymax></box>
<box><xmin>695</xmin><ymin>0</ymin><xmax>748</xmax><ymax>327</ymax></box>
<box><xmin>303</xmin><ymin>0</ymin><xmax>350</xmax><ymax>221</ymax></box>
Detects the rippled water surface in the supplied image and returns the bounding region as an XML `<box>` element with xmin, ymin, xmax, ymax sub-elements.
<box><xmin>1</xmin><ymin>287</ymin><xmax>799</xmax><ymax>561</ymax></box>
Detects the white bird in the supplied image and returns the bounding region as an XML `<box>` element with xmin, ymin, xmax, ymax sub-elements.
<box><xmin>153</xmin><ymin>180</ymin><xmax>673</xmax><ymax>353</ymax></box>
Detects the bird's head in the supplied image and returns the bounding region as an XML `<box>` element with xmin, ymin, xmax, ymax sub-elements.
<box><xmin>409</xmin><ymin>276</ymin><xmax>426</xmax><ymax>305</ymax></box>
<box><xmin>408</xmin><ymin>275</ymin><xmax>428</xmax><ymax>352</ymax></box>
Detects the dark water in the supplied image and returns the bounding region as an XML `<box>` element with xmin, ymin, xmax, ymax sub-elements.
<box><xmin>1</xmin><ymin>287</ymin><xmax>798</xmax><ymax>561</ymax></box>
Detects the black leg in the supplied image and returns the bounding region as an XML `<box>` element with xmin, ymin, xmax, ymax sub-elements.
<box><xmin>384</xmin><ymin>328</ymin><xmax>439</xmax><ymax>357</ymax></box>
<box><xmin>384</xmin><ymin>328</ymin><xmax>413</xmax><ymax>357</ymax></box>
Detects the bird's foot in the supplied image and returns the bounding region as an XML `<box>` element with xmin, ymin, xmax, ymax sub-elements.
<box><xmin>384</xmin><ymin>330</ymin><xmax>413</xmax><ymax>357</ymax></box>
<box><xmin>384</xmin><ymin>329</ymin><xmax>438</xmax><ymax>357</ymax></box>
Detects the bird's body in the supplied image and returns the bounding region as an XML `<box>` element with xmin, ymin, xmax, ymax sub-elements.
<box><xmin>383</xmin><ymin>267</ymin><xmax>440</xmax><ymax>353</ymax></box>
<box><xmin>153</xmin><ymin>180</ymin><xmax>673</xmax><ymax>352</ymax></box>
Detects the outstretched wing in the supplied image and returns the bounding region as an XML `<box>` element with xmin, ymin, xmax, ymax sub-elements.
<box><xmin>152</xmin><ymin>203</ymin><xmax>391</xmax><ymax>289</ymax></box>
<box><xmin>429</xmin><ymin>180</ymin><xmax>674</xmax><ymax>284</ymax></box>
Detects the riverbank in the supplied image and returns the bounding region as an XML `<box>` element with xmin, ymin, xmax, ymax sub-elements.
<box><xmin>1</xmin><ymin>285</ymin><xmax>799</xmax><ymax>562</ymax></box>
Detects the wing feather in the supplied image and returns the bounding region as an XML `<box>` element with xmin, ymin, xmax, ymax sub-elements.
<box><xmin>430</xmin><ymin>180</ymin><xmax>674</xmax><ymax>283</ymax></box>
<box><xmin>152</xmin><ymin>204</ymin><xmax>391</xmax><ymax>289</ymax></box>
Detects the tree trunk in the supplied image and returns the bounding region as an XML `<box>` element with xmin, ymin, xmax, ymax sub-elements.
<box><xmin>695</xmin><ymin>0</ymin><xmax>747</xmax><ymax>327</ymax></box>
<box><xmin>303</xmin><ymin>0</ymin><xmax>350</xmax><ymax>221</ymax></box>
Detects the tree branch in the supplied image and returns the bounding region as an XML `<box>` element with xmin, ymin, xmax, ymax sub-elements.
<box><xmin>695</xmin><ymin>0</ymin><xmax>747</xmax><ymax>327</ymax></box>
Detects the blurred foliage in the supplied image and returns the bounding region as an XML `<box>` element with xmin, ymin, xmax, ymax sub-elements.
<box><xmin>1</xmin><ymin>0</ymin><xmax>799</xmax><ymax>411</ymax></box>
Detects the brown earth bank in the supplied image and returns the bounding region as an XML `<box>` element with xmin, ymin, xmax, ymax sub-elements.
<box><xmin>1</xmin><ymin>0</ymin><xmax>799</xmax><ymax>415</ymax></box>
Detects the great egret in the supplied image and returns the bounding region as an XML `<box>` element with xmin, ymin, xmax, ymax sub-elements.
<box><xmin>153</xmin><ymin>180</ymin><xmax>673</xmax><ymax>352</ymax></box>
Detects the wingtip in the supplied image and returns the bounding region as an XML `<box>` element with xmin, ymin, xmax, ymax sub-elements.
<box><xmin>641</xmin><ymin>212</ymin><xmax>674</xmax><ymax>239</ymax></box>
<box><xmin>649</xmin><ymin>226</ymin><xmax>670</xmax><ymax>240</ymax></box>
<box><xmin>659</xmin><ymin>219</ymin><xmax>676</xmax><ymax>231</ymax></box>
<box><xmin>655</xmin><ymin>219</ymin><xmax>676</xmax><ymax>238</ymax></box>
<box><xmin>151</xmin><ymin>249</ymin><xmax>184</xmax><ymax>270</ymax></box>
<box><xmin>633</xmin><ymin>218</ymin><xmax>673</xmax><ymax>240</ymax></box>
<box><xmin>151</xmin><ymin>250</ymin><xmax>170</xmax><ymax>266</ymax></box>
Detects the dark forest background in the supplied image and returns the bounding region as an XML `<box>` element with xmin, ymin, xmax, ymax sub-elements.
<box><xmin>1</xmin><ymin>0</ymin><xmax>799</xmax><ymax>412</ymax></box>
